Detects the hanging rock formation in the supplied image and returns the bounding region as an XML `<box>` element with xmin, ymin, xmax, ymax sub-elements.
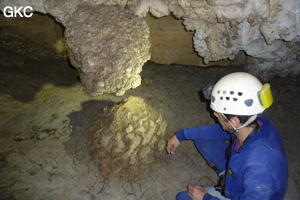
<box><xmin>1</xmin><ymin>0</ymin><xmax>300</xmax><ymax>86</ymax></box>
<box><xmin>0</xmin><ymin>1</ymin><xmax>151</xmax><ymax>96</ymax></box>
<box><xmin>64</xmin><ymin>4</ymin><xmax>150</xmax><ymax>96</ymax></box>
<box><xmin>167</xmin><ymin>0</ymin><xmax>300</xmax><ymax>79</ymax></box>
<box><xmin>90</xmin><ymin>96</ymin><xmax>167</xmax><ymax>179</ymax></box>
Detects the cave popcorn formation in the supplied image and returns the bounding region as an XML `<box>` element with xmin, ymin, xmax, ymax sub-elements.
<box><xmin>65</xmin><ymin>5</ymin><xmax>151</xmax><ymax>96</ymax></box>
<box><xmin>91</xmin><ymin>96</ymin><xmax>167</xmax><ymax>179</ymax></box>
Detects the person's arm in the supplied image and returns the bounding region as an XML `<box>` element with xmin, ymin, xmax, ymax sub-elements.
<box><xmin>176</xmin><ymin>124</ymin><xmax>230</xmax><ymax>142</ymax></box>
<box><xmin>166</xmin><ymin>124</ymin><xmax>230</xmax><ymax>154</ymax></box>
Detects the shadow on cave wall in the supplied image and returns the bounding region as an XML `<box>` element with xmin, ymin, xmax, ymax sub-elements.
<box><xmin>0</xmin><ymin>12</ymin><xmax>78</xmax><ymax>103</ymax></box>
<box><xmin>0</xmin><ymin>46</ymin><xmax>78</xmax><ymax>102</ymax></box>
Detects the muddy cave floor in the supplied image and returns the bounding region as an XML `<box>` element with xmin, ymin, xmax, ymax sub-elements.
<box><xmin>0</xmin><ymin>48</ymin><xmax>300</xmax><ymax>200</ymax></box>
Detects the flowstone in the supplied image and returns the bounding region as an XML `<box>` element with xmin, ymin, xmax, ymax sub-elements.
<box><xmin>64</xmin><ymin>4</ymin><xmax>151</xmax><ymax>96</ymax></box>
<box><xmin>90</xmin><ymin>96</ymin><xmax>167</xmax><ymax>179</ymax></box>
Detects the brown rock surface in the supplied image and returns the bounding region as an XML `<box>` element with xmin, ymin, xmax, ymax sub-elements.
<box><xmin>146</xmin><ymin>15</ymin><xmax>204</xmax><ymax>66</ymax></box>
<box><xmin>0</xmin><ymin>13</ymin><xmax>62</xmax><ymax>48</ymax></box>
<box><xmin>0</xmin><ymin>13</ymin><xmax>64</xmax><ymax>58</ymax></box>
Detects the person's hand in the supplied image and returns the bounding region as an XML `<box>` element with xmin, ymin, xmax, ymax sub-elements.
<box><xmin>166</xmin><ymin>135</ymin><xmax>180</xmax><ymax>154</ymax></box>
<box><xmin>187</xmin><ymin>185</ymin><xmax>207</xmax><ymax>200</ymax></box>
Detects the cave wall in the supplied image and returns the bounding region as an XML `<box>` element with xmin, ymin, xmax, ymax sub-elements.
<box><xmin>0</xmin><ymin>12</ymin><xmax>240</xmax><ymax>67</ymax></box>
<box><xmin>1</xmin><ymin>0</ymin><xmax>300</xmax><ymax>94</ymax></box>
<box><xmin>0</xmin><ymin>13</ymin><xmax>67</xmax><ymax>60</ymax></box>
<box><xmin>146</xmin><ymin>14</ymin><xmax>205</xmax><ymax>66</ymax></box>
<box><xmin>146</xmin><ymin>14</ymin><xmax>246</xmax><ymax>66</ymax></box>
<box><xmin>0</xmin><ymin>13</ymin><xmax>63</xmax><ymax>49</ymax></box>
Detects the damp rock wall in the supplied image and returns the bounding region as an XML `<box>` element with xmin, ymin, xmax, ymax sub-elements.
<box><xmin>90</xmin><ymin>96</ymin><xmax>167</xmax><ymax>179</ymax></box>
<box><xmin>1</xmin><ymin>0</ymin><xmax>300</xmax><ymax>88</ymax></box>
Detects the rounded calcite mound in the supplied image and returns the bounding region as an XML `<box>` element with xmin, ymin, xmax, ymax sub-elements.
<box><xmin>64</xmin><ymin>4</ymin><xmax>151</xmax><ymax>96</ymax></box>
<box><xmin>91</xmin><ymin>96</ymin><xmax>167</xmax><ymax>179</ymax></box>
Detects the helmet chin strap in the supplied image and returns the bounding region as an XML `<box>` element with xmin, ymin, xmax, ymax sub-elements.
<box><xmin>221</xmin><ymin>113</ymin><xmax>258</xmax><ymax>134</ymax></box>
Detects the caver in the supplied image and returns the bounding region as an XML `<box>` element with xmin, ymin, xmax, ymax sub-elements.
<box><xmin>167</xmin><ymin>72</ymin><xmax>288</xmax><ymax>200</ymax></box>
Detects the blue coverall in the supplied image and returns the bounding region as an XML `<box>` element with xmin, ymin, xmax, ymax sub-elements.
<box><xmin>175</xmin><ymin>115</ymin><xmax>288</xmax><ymax>200</ymax></box>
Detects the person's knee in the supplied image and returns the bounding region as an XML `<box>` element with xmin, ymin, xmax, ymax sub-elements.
<box><xmin>176</xmin><ymin>191</ymin><xmax>192</xmax><ymax>200</ymax></box>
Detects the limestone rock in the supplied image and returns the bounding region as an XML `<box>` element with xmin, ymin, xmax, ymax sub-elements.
<box><xmin>90</xmin><ymin>96</ymin><xmax>167</xmax><ymax>180</ymax></box>
<box><xmin>193</xmin><ymin>22</ymin><xmax>240</xmax><ymax>64</ymax></box>
<box><xmin>1</xmin><ymin>0</ymin><xmax>300</xmax><ymax>81</ymax></box>
<box><xmin>167</xmin><ymin>0</ymin><xmax>300</xmax><ymax>77</ymax></box>
<box><xmin>134</xmin><ymin>0</ymin><xmax>169</xmax><ymax>17</ymax></box>
<box><xmin>259</xmin><ymin>0</ymin><xmax>300</xmax><ymax>44</ymax></box>
<box><xmin>44</xmin><ymin>0</ymin><xmax>81</xmax><ymax>25</ymax></box>
<box><xmin>64</xmin><ymin>5</ymin><xmax>151</xmax><ymax>96</ymax></box>
<box><xmin>245</xmin><ymin>50</ymin><xmax>300</xmax><ymax>81</ymax></box>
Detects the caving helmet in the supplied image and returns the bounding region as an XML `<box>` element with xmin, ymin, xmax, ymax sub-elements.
<box><xmin>203</xmin><ymin>72</ymin><xmax>273</xmax><ymax>131</ymax></box>
<box><xmin>203</xmin><ymin>72</ymin><xmax>273</xmax><ymax>116</ymax></box>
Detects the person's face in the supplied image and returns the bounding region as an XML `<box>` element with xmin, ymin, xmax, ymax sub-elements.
<box><xmin>213</xmin><ymin>112</ymin><xmax>234</xmax><ymax>132</ymax></box>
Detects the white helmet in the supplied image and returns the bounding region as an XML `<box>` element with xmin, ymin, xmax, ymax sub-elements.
<box><xmin>210</xmin><ymin>72</ymin><xmax>273</xmax><ymax>116</ymax></box>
